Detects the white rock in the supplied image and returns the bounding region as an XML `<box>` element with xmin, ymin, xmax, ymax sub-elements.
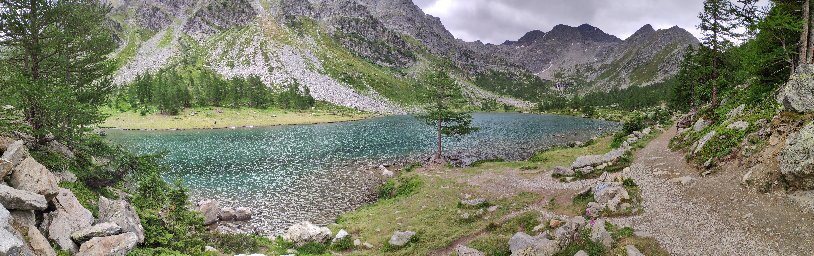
<box><xmin>333</xmin><ymin>229</ymin><xmax>349</xmax><ymax>243</ymax></box>
<box><xmin>282</xmin><ymin>221</ymin><xmax>332</xmax><ymax>246</ymax></box>
<box><xmin>197</xmin><ymin>200</ymin><xmax>221</xmax><ymax>225</ymax></box>
<box><xmin>76</xmin><ymin>232</ymin><xmax>139</xmax><ymax>256</ymax></box>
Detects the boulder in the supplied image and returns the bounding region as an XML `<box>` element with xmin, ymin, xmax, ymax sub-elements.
<box><xmin>9</xmin><ymin>157</ymin><xmax>60</xmax><ymax>199</ymax></box>
<box><xmin>509</xmin><ymin>232</ymin><xmax>558</xmax><ymax>256</ymax></box>
<box><xmin>552</xmin><ymin>166</ymin><xmax>574</xmax><ymax>176</ymax></box>
<box><xmin>8</xmin><ymin>210</ymin><xmax>56</xmax><ymax>256</ymax></box>
<box><xmin>98</xmin><ymin>197</ymin><xmax>145</xmax><ymax>244</ymax></box>
<box><xmin>779</xmin><ymin>122</ymin><xmax>814</xmax><ymax>189</ymax></box>
<box><xmin>603</xmin><ymin>148</ymin><xmax>627</xmax><ymax>163</ymax></box>
<box><xmin>282</xmin><ymin>221</ymin><xmax>332</xmax><ymax>246</ymax></box>
<box><xmin>235</xmin><ymin>207</ymin><xmax>252</xmax><ymax>221</ymax></box>
<box><xmin>44</xmin><ymin>188</ymin><xmax>94</xmax><ymax>253</ymax></box>
<box><xmin>593</xmin><ymin>182</ymin><xmax>627</xmax><ymax>205</ymax></box>
<box><xmin>727</xmin><ymin>104</ymin><xmax>746</xmax><ymax>119</ymax></box>
<box><xmin>71</xmin><ymin>222</ymin><xmax>122</xmax><ymax>244</ymax></box>
<box><xmin>571</xmin><ymin>155</ymin><xmax>604</xmax><ymax>169</ymax></box>
<box><xmin>586</xmin><ymin>202</ymin><xmax>603</xmax><ymax>218</ymax></box>
<box><xmin>589</xmin><ymin>219</ymin><xmax>613</xmax><ymax>248</ymax></box>
<box><xmin>727</xmin><ymin>121</ymin><xmax>749</xmax><ymax>131</ymax></box>
<box><xmin>76</xmin><ymin>232</ymin><xmax>139</xmax><ymax>256</ymax></box>
<box><xmin>626</xmin><ymin>244</ymin><xmax>645</xmax><ymax>256</ymax></box>
<box><xmin>552</xmin><ymin>217</ymin><xmax>585</xmax><ymax>247</ymax></box>
<box><xmin>388</xmin><ymin>230</ymin><xmax>416</xmax><ymax>247</ymax></box>
<box><xmin>0</xmin><ymin>204</ymin><xmax>24</xmax><ymax>256</ymax></box>
<box><xmin>779</xmin><ymin>64</ymin><xmax>814</xmax><ymax>113</ymax></box>
<box><xmin>379</xmin><ymin>165</ymin><xmax>394</xmax><ymax>178</ymax></box>
<box><xmin>220</xmin><ymin>207</ymin><xmax>236</xmax><ymax>221</ymax></box>
<box><xmin>0</xmin><ymin>184</ymin><xmax>48</xmax><ymax>211</ymax></box>
<box><xmin>455</xmin><ymin>245</ymin><xmax>485</xmax><ymax>256</ymax></box>
<box><xmin>0</xmin><ymin>228</ymin><xmax>24</xmax><ymax>256</ymax></box>
<box><xmin>197</xmin><ymin>200</ymin><xmax>221</xmax><ymax>225</ymax></box>
<box><xmin>693</xmin><ymin>131</ymin><xmax>717</xmax><ymax>155</ymax></box>
<box><xmin>693</xmin><ymin>119</ymin><xmax>711</xmax><ymax>132</ymax></box>
<box><xmin>1</xmin><ymin>140</ymin><xmax>27</xmax><ymax>167</ymax></box>
<box><xmin>332</xmin><ymin>229</ymin><xmax>349</xmax><ymax>244</ymax></box>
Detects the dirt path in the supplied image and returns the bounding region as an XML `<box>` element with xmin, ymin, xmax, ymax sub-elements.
<box><xmin>611</xmin><ymin>126</ymin><xmax>814</xmax><ymax>255</ymax></box>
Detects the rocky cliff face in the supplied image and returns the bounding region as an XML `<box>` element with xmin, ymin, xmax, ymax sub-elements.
<box><xmin>108</xmin><ymin>0</ymin><xmax>697</xmax><ymax>112</ymax></box>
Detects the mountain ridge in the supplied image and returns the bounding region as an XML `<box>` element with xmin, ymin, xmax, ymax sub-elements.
<box><xmin>106</xmin><ymin>0</ymin><xmax>698</xmax><ymax>112</ymax></box>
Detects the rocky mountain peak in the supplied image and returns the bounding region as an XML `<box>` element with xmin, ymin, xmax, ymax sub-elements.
<box><xmin>502</xmin><ymin>30</ymin><xmax>545</xmax><ymax>46</ymax></box>
<box><xmin>629</xmin><ymin>24</ymin><xmax>656</xmax><ymax>39</ymax></box>
<box><xmin>546</xmin><ymin>24</ymin><xmax>621</xmax><ymax>43</ymax></box>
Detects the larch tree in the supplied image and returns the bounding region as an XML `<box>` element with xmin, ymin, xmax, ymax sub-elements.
<box><xmin>0</xmin><ymin>0</ymin><xmax>116</xmax><ymax>144</ymax></box>
<box><xmin>698</xmin><ymin>0</ymin><xmax>741</xmax><ymax>106</ymax></box>
<box><xmin>419</xmin><ymin>69</ymin><xmax>477</xmax><ymax>161</ymax></box>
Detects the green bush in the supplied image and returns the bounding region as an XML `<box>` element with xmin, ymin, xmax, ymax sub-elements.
<box><xmin>470</xmin><ymin>235</ymin><xmax>511</xmax><ymax>256</ymax></box>
<box><xmin>331</xmin><ymin>235</ymin><xmax>354</xmax><ymax>251</ymax></box>
<box><xmin>378</xmin><ymin>176</ymin><xmax>423</xmax><ymax>200</ymax></box>
<box><xmin>554</xmin><ymin>229</ymin><xmax>606</xmax><ymax>256</ymax></box>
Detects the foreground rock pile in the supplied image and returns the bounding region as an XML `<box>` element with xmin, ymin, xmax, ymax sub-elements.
<box><xmin>508</xmin><ymin>216</ymin><xmax>644</xmax><ymax>256</ymax></box>
<box><xmin>0</xmin><ymin>140</ymin><xmax>143</xmax><ymax>255</ymax></box>
<box><xmin>553</xmin><ymin>128</ymin><xmax>651</xmax><ymax>179</ymax></box>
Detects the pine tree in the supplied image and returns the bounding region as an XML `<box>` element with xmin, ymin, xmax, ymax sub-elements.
<box><xmin>418</xmin><ymin>69</ymin><xmax>477</xmax><ymax>160</ymax></box>
<box><xmin>0</xmin><ymin>0</ymin><xmax>116</xmax><ymax>143</ymax></box>
<box><xmin>698</xmin><ymin>0</ymin><xmax>740</xmax><ymax>106</ymax></box>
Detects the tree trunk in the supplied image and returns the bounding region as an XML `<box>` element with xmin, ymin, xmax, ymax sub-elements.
<box><xmin>436</xmin><ymin>111</ymin><xmax>442</xmax><ymax>159</ymax></box>
<box><xmin>802</xmin><ymin>0</ymin><xmax>811</xmax><ymax>65</ymax></box>
<box><xmin>808</xmin><ymin>0</ymin><xmax>814</xmax><ymax>64</ymax></box>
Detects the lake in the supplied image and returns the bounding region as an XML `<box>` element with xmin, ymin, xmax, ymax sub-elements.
<box><xmin>106</xmin><ymin>113</ymin><xmax>619</xmax><ymax>234</ymax></box>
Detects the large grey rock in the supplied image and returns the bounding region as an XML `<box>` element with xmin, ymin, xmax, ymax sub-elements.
<box><xmin>0</xmin><ymin>184</ymin><xmax>48</xmax><ymax>210</ymax></box>
<box><xmin>388</xmin><ymin>230</ymin><xmax>416</xmax><ymax>247</ymax></box>
<box><xmin>603</xmin><ymin>148</ymin><xmax>628</xmax><ymax>163</ymax></box>
<box><xmin>571</xmin><ymin>155</ymin><xmax>604</xmax><ymax>169</ymax></box>
<box><xmin>44</xmin><ymin>188</ymin><xmax>93</xmax><ymax>253</ymax></box>
<box><xmin>235</xmin><ymin>207</ymin><xmax>252</xmax><ymax>221</ymax></box>
<box><xmin>197</xmin><ymin>199</ymin><xmax>221</xmax><ymax>225</ymax></box>
<box><xmin>693</xmin><ymin>131</ymin><xmax>717</xmax><ymax>155</ymax></box>
<box><xmin>8</xmin><ymin>210</ymin><xmax>56</xmax><ymax>256</ymax></box>
<box><xmin>76</xmin><ymin>232</ymin><xmax>139</xmax><ymax>256</ymax></box>
<box><xmin>98</xmin><ymin>197</ymin><xmax>145</xmax><ymax>244</ymax></box>
<box><xmin>455</xmin><ymin>245</ymin><xmax>485</xmax><ymax>256</ymax></box>
<box><xmin>552</xmin><ymin>166</ymin><xmax>574</xmax><ymax>176</ymax></box>
<box><xmin>509</xmin><ymin>232</ymin><xmax>558</xmax><ymax>256</ymax></box>
<box><xmin>0</xmin><ymin>228</ymin><xmax>24</xmax><ymax>256</ymax></box>
<box><xmin>282</xmin><ymin>221</ymin><xmax>332</xmax><ymax>246</ymax></box>
<box><xmin>693</xmin><ymin>119</ymin><xmax>711</xmax><ymax>132</ymax></box>
<box><xmin>780</xmin><ymin>64</ymin><xmax>814</xmax><ymax>113</ymax></box>
<box><xmin>727</xmin><ymin>121</ymin><xmax>749</xmax><ymax>131</ymax></box>
<box><xmin>779</xmin><ymin>123</ymin><xmax>814</xmax><ymax>189</ymax></box>
<box><xmin>0</xmin><ymin>140</ymin><xmax>27</xmax><ymax>179</ymax></box>
<box><xmin>220</xmin><ymin>207</ymin><xmax>236</xmax><ymax>221</ymax></box>
<box><xmin>589</xmin><ymin>219</ymin><xmax>613</xmax><ymax>248</ymax></box>
<box><xmin>71</xmin><ymin>222</ymin><xmax>122</xmax><ymax>244</ymax></box>
<box><xmin>9</xmin><ymin>157</ymin><xmax>60</xmax><ymax>199</ymax></box>
<box><xmin>0</xmin><ymin>204</ymin><xmax>24</xmax><ymax>256</ymax></box>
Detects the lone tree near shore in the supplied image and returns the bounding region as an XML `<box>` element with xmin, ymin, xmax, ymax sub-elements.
<box><xmin>418</xmin><ymin>69</ymin><xmax>477</xmax><ymax>161</ymax></box>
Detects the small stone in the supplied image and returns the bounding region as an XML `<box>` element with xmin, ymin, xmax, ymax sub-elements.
<box><xmin>363</xmin><ymin>242</ymin><xmax>374</xmax><ymax>249</ymax></box>
<box><xmin>460</xmin><ymin>198</ymin><xmax>486</xmax><ymax>207</ymax></box>
<box><xmin>455</xmin><ymin>245</ymin><xmax>485</xmax><ymax>256</ymax></box>
<box><xmin>574</xmin><ymin>250</ymin><xmax>589</xmax><ymax>256</ymax></box>
<box><xmin>549</xmin><ymin>219</ymin><xmax>563</xmax><ymax>228</ymax></box>
<box><xmin>669</xmin><ymin>176</ymin><xmax>694</xmax><ymax>185</ymax></box>
<box><xmin>380</xmin><ymin>165</ymin><xmax>394</xmax><ymax>178</ymax></box>
<box><xmin>353</xmin><ymin>239</ymin><xmax>362</xmax><ymax>246</ymax></box>
<box><xmin>205</xmin><ymin>246</ymin><xmax>218</xmax><ymax>252</ymax></box>
<box><xmin>282</xmin><ymin>221</ymin><xmax>332</xmax><ymax>247</ymax></box>
<box><xmin>487</xmin><ymin>206</ymin><xmax>498</xmax><ymax>212</ymax></box>
<box><xmin>332</xmin><ymin>229</ymin><xmax>349</xmax><ymax>243</ymax></box>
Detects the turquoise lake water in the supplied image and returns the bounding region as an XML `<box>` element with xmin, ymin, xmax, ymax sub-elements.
<box><xmin>106</xmin><ymin>113</ymin><xmax>619</xmax><ymax>234</ymax></box>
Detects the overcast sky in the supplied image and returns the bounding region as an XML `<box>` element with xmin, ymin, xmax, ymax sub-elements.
<box><xmin>412</xmin><ymin>0</ymin><xmax>710</xmax><ymax>44</ymax></box>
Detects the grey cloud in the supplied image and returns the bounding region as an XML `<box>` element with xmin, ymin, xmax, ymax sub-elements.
<box><xmin>414</xmin><ymin>0</ymin><xmax>707</xmax><ymax>44</ymax></box>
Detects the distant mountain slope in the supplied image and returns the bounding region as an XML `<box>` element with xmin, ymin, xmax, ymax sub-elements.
<box><xmin>480</xmin><ymin>24</ymin><xmax>699</xmax><ymax>92</ymax></box>
<box><xmin>105</xmin><ymin>0</ymin><xmax>697</xmax><ymax>112</ymax></box>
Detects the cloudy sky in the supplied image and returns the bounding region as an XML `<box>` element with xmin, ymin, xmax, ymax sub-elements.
<box><xmin>412</xmin><ymin>0</ymin><xmax>709</xmax><ymax>44</ymax></box>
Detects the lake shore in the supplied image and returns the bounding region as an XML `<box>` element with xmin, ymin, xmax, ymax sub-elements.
<box><xmin>101</xmin><ymin>107</ymin><xmax>374</xmax><ymax>130</ymax></box>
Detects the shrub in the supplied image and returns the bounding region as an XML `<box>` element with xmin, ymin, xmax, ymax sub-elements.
<box><xmin>331</xmin><ymin>235</ymin><xmax>354</xmax><ymax>251</ymax></box>
<box><xmin>379</xmin><ymin>176</ymin><xmax>423</xmax><ymax>200</ymax></box>
<box><xmin>554</xmin><ymin>229</ymin><xmax>606</xmax><ymax>256</ymax></box>
<box><xmin>470</xmin><ymin>235</ymin><xmax>511</xmax><ymax>256</ymax></box>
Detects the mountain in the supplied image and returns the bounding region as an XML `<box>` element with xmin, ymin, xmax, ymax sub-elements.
<box><xmin>105</xmin><ymin>0</ymin><xmax>698</xmax><ymax>112</ymax></box>
<box><xmin>481</xmin><ymin>24</ymin><xmax>699</xmax><ymax>92</ymax></box>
